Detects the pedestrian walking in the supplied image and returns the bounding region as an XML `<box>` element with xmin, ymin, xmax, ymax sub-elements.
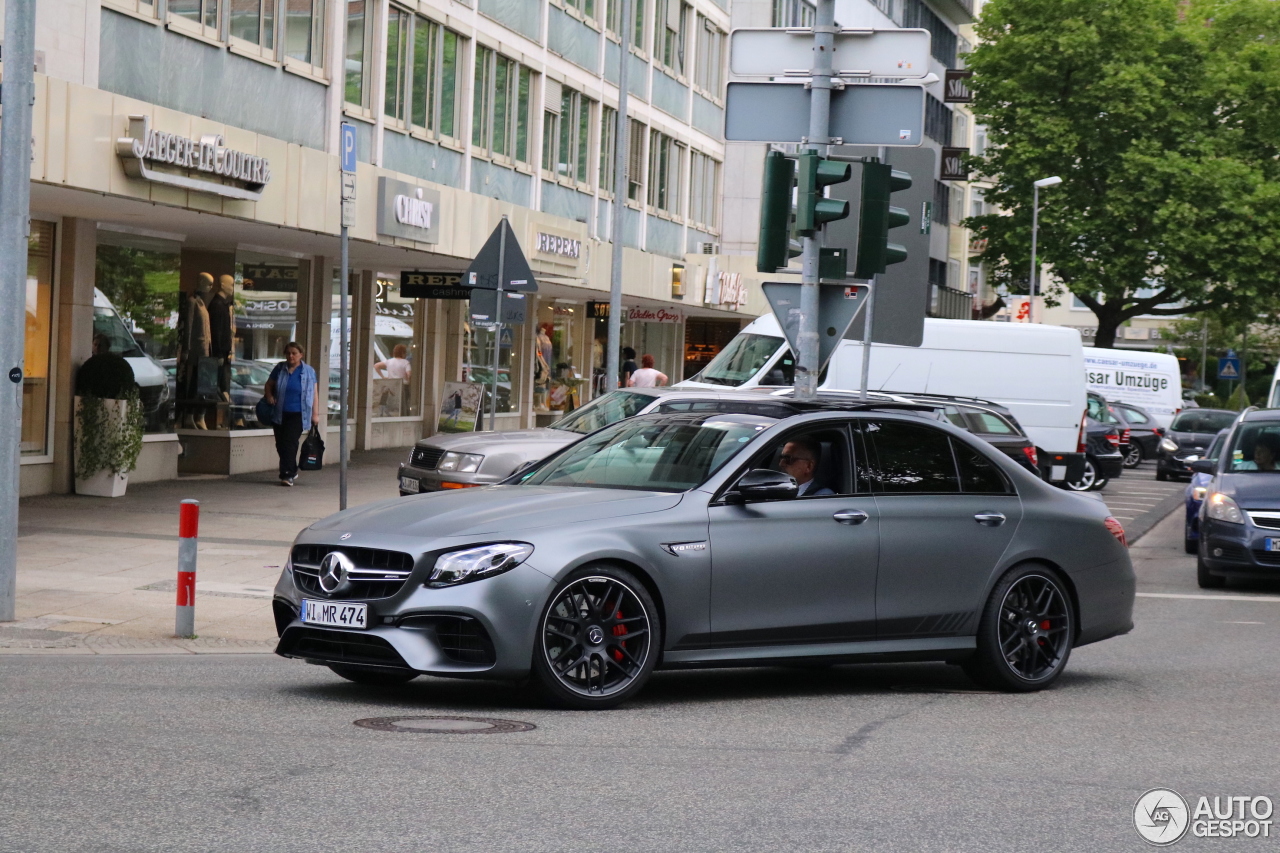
<box><xmin>627</xmin><ymin>354</ymin><xmax>668</xmax><ymax>387</ymax></box>
<box><xmin>620</xmin><ymin>347</ymin><xmax>638</xmax><ymax>388</ymax></box>
<box><xmin>263</xmin><ymin>342</ymin><xmax>320</xmax><ymax>486</ymax></box>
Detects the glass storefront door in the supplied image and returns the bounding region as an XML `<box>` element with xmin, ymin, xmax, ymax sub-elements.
<box><xmin>535</xmin><ymin>302</ymin><xmax>582</xmax><ymax>413</ymax></box>
<box><xmin>373</xmin><ymin>275</ymin><xmax>421</xmax><ymax>418</ymax></box>
<box><xmin>22</xmin><ymin>222</ymin><xmax>55</xmax><ymax>455</ymax></box>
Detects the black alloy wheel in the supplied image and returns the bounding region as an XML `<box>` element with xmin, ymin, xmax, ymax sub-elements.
<box><xmin>1124</xmin><ymin>443</ymin><xmax>1144</xmax><ymax>468</ymax></box>
<box><xmin>533</xmin><ymin>567</ymin><xmax>659</xmax><ymax>709</ymax></box>
<box><xmin>1065</xmin><ymin>458</ymin><xmax>1097</xmax><ymax>492</ymax></box>
<box><xmin>964</xmin><ymin>566</ymin><xmax>1075</xmax><ymax>692</ymax></box>
<box><xmin>329</xmin><ymin>665</ymin><xmax>419</xmax><ymax>686</ymax></box>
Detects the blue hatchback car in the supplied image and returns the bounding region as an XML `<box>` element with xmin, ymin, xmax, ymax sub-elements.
<box><xmin>1193</xmin><ymin>409</ymin><xmax>1280</xmax><ymax>587</ymax></box>
<box><xmin>1184</xmin><ymin>430</ymin><xmax>1228</xmax><ymax>553</ymax></box>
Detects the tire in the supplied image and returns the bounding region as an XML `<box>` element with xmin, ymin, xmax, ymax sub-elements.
<box><xmin>1124</xmin><ymin>444</ymin><xmax>1143</xmax><ymax>469</ymax></box>
<box><xmin>1090</xmin><ymin>477</ymin><xmax>1109</xmax><ymax>491</ymax></box>
<box><xmin>963</xmin><ymin>565</ymin><xmax>1075</xmax><ymax>692</ymax></box>
<box><xmin>532</xmin><ymin>565</ymin><xmax>661</xmax><ymax>710</ymax></box>
<box><xmin>329</xmin><ymin>665</ymin><xmax>419</xmax><ymax>686</ymax></box>
<box><xmin>1156</xmin><ymin>468</ymin><xmax>1168</xmax><ymax>482</ymax></box>
<box><xmin>1065</xmin><ymin>459</ymin><xmax>1097</xmax><ymax>492</ymax></box>
<box><xmin>1196</xmin><ymin>551</ymin><xmax>1226</xmax><ymax>589</ymax></box>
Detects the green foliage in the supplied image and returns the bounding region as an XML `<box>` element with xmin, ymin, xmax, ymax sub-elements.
<box><xmin>95</xmin><ymin>244</ymin><xmax>181</xmax><ymax>353</ymax></box>
<box><xmin>1225</xmin><ymin>384</ymin><xmax>1252</xmax><ymax>411</ymax></box>
<box><xmin>1195</xmin><ymin>393</ymin><xmax>1225</xmax><ymax>408</ymax></box>
<box><xmin>76</xmin><ymin>389</ymin><xmax>145</xmax><ymax>480</ymax></box>
<box><xmin>965</xmin><ymin>0</ymin><xmax>1280</xmax><ymax>348</ymax></box>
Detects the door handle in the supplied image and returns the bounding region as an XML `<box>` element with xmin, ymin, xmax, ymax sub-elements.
<box><xmin>974</xmin><ymin>511</ymin><xmax>1006</xmax><ymax>527</ymax></box>
<box><xmin>833</xmin><ymin>509</ymin><xmax>869</xmax><ymax>525</ymax></box>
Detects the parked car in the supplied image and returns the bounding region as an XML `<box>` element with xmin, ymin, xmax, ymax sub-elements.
<box><xmin>1157</xmin><ymin>409</ymin><xmax>1239</xmax><ymax>481</ymax></box>
<box><xmin>160</xmin><ymin>358</ymin><xmax>277</xmax><ymax>428</ymax></box>
<box><xmin>1065</xmin><ymin>392</ymin><xmax>1125</xmax><ymax>491</ymax></box>
<box><xmin>1109</xmin><ymin>401</ymin><xmax>1163</xmax><ymax>468</ymax></box>
<box><xmin>275</xmin><ymin>401</ymin><xmax>1135</xmax><ymax>708</ymax></box>
<box><xmin>1192</xmin><ymin>409</ymin><xmax>1280</xmax><ymax>587</ymax></box>
<box><xmin>1184</xmin><ymin>430</ymin><xmax>1228</xmax><ymax>554</ymax></box>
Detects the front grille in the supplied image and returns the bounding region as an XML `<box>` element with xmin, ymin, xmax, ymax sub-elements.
<box><xmin>283</xmin><ymin>628</ymin><xmax>409</xmax><ymax>668</ymax></box>
<box><xmin>1247</xmin><ymin>512</ymin><xmax>1280</xmax><ymax>530</ymax></box>
<box><xmin>411</xmin><ymin>446</ymin><xmax>445</xmax><ymax>469</ymax></box>
<box><xmin>400</xmin><ymin>615</ymin><xmax>497</xmax><ymax>665</ymax></box>
<box><xmin>138</xmin><ymin>384</ymin><xmax>165</xmax><ymax>414</ymax></box>
<box><xmin>291</xmin><ymin>545</ymin><xmax>415</xmax><ymax>600</ymax></box>
<box><xmin>1252</xmin><ymin>549</ymin><xmax>1280</xmax><ymax>566</ymax></box>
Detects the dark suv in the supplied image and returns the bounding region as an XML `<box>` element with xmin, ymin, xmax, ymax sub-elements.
<box><xmin>1192</xmin><ymin>408</ymin><xmax>1280</xmax><ymax>587</ymax></box>
<box><xmin>1157</xmin><ymin>409</ymin><xmax>1239</xmax><ymax>481</ymax></box>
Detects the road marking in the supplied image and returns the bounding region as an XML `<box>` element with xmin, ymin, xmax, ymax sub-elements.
<box><xmin>1137</xmin><ymin>592</ymin><xmax>1280</xmax><ymax>603</ymax></box>
<box><xmin>1223</xmin><ymin>621</ymin><xmax>1265</xmax><ymax>624</ymax></box>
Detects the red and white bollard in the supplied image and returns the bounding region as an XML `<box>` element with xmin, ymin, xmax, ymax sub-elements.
<box><xmin>176</xmin><ymin>499</ymin><xmax>199</xmax><ymax>638</ymax></box>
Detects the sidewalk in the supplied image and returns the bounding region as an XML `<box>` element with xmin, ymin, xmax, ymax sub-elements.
<box><xmin>2</xmin><ymin>447</ymin><xmax>409</xmax><ymax>654</ymax></box>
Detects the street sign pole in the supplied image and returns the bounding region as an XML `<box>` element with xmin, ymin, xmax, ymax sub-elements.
<box><xmin>860</xmin><ymin>280</ymin><xmax>876</xmax><ymax>400</ymax></box>
<box><xmin>0</xmin><ymin>0</ymin><xmax>38</xmax><ymax>621</ymax></box>
<box><xmin>606</xmin><ymin>0</ymin><xmax>633</xmax><ymax>393</ymax></box>
<box><xmin>795</xmin><ymin>0</ymin><xmax>836</xmax><ymax>402</ymax></box>
<box><xmin>339</xmin><ymin>123</ymin><xmax>357</xmax><ymax>510</ymax></box>
<box><xmin>490</xmin><ymin>216</ymin><xmax>508</xmax><ymax>431</ymax></box>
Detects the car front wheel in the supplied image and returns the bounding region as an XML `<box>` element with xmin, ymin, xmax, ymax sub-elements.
<box><xmin>1065</xmin><ymin>459</ymin><xmax>1097</xmax><ymax>492</ymax></box>
<box><xmin>533</xmin><ymin>566</ymin><xmax>660</xmax><ymax>710</ymax></box>
<box><xmin>964</xmin><ymin>565</ymin><xmax>1075</xmax><ymax>692</ymax></box>
<box><xmin>1196</xmin><ymin>551</ymin><xmax>1226</xmax><ymax>589</ymax></box>
<box><xmin>1124</xmin><ymin>443</ymin><xmax>1143</xmax><ymax>468</ymax></box>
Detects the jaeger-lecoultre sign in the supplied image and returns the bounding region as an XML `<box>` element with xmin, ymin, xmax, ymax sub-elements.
<box><xmin>116</xmin><ymin>115</ymin><xmax>272</xmax><ymax>201</ymax></box>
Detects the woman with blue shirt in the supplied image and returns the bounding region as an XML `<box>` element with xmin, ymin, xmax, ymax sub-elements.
<box><xmin>263</xmin><ymin>342</ymin><xmax>320</xmax><ymax>486</ymax></box>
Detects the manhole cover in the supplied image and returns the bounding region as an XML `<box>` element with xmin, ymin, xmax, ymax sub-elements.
<box><xmin>353</xmin><ymin>715</ymin><xmax>536</xmax><ymax>734</ymax></box>
<box><xmin>889</xmin><ymin>684</ymin><xmax>1000</xmax><ymax>695</ymax></box>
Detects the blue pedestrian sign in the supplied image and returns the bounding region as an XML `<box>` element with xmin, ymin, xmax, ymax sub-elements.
<box><xmin>1218</xmin><ymin>354</ymin><xmax>1241</xmax><ymax>380</ymax></box>
<box><xmin>340</xmin><ymin>123</ymin><xmax>358</xmax><ymax>173</ymax></box>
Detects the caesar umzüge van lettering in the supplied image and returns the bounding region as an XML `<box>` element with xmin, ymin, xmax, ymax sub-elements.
<box><xmin>1084</xmin><ymin>349</ymin><xmax>1183</xmax><ymax>428</ymax></box>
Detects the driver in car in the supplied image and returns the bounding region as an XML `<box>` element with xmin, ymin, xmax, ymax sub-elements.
<box><xmin>1236</xmin><ymin>432</ymin><xmax>1280</xmax><ymax>471</ymax></box>
<box><xmin>778</xmin><ymin>437</ymin><xmax>834</xmax><ymax>496</ymax></box>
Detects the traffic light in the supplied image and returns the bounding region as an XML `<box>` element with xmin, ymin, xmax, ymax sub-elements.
<box><xmin>796</xmin><ymin>152</ymin><xmax>852</xmax><ymax>234</ymax></box>
<box><xmin>757</xmin><ymin>150</ymin><xmax>801</xmax><ymax>274</ymax></box>
<box><xmin>852</xmin><ymin>162</ymin><xmax>912</xmax><ymax>280</ymax></box>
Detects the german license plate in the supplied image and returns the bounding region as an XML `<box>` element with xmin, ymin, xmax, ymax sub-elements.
<box><xmin>301</xmin><ymin>599</ymin><xmax>367</xmax><ymax>629</ymax></box>
<box><xmin>399</xmin><ymin>476</ymin><xmax>419</xmax><ymax>493</ymax></box>
<box><xmin>1266</xmin><ymin>539</ymin><xmax>1280</xmax><ymax>553</ymax></box>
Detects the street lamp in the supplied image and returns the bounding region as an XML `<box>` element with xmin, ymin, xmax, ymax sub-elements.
<box><xmin>1029</xmin><ymin>176</ymin><xmax>1063</xmax><ymax>323</ymax></box>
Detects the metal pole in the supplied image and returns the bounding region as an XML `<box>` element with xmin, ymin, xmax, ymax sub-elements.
<box><xmin>175</xmin><ymin>500</ymin><xmax>199</xmax><ymax>638</ymax></box>
<box><xmin>490</xmin><ymin>216</ymin><xmax>507</xmax><ymax>431</ymax></box>
<box><xmin>860</xmin><ymin>280</ymin><xmax>876</xmax><ymax>401</ymax></box>
<box><xmin>1029</xmin><ymin>184</ymin><xmax>1040</xmax><ymax>325</ymax></box>
<box><xmin>339</xmin><ymin>226</ymin><xmax>349</xmax><ymax>510</ymax></box>
<box><xmin>0</xmin><ymin>0</ymin><xmax>38</xmax><ymax>622</ymax></box>
<box><xmin>606</xmin><ymin>0</ymin><xmax>634</xmax><ymax>393</ymax></box>
<box><xmin>1200</xmin><ymin>317</ymin><xmax>1208</xmax><ymax>395</ymax></box>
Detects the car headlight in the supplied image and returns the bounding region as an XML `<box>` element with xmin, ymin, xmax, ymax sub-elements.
<box><xmin>428</xmin><ymin>543</ymin><xmax>533</xmax><ymax>587</ymax></box>
<box><xmin>1160</xmin><ymin>438</ymin><xmax>1179</xmax><ymax>453</ymax></box>
<box><xmin>1207</xmin><ymin>492</ymin><xmax>1244</xmax><ymax>524</ymax></box>
<box><xmin>1192</xmin><ymin>485</ymin><xmax>1208</xmax><ymax>501</ymax></box>
<box><xmin>438</xmin><ymin>451</ymin><xmax>484</xmax><ymax>473</ymax></box>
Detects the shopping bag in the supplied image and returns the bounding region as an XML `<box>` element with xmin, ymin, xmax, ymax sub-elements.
<box><xmin>299</xmin><ymin>426</ymin><xmax>325</xmax><ymax>471</ymax></box>
<box><xmin>254</xmin><ymin>396</ymin><xmax>277</xmax><ymax>426</ymax></box>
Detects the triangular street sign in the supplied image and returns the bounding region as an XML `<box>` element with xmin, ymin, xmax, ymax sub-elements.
<box><xmin>469</xmin><ymin>289</ymin><xmax>528</xmax><ymax>325</ymax></box>
<box><xmin>762</xmin><ymin>282</ymin><xmax>869</xmax><ymax>373</ymax></box>
<box><xmin>464</xmin><ymin>219</ymin><xmax>537</xmax><ymax>291</ymax></box>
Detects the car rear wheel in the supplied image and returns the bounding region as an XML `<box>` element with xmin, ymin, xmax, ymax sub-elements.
<box><xmin>533</xmin><ymin>566</ymin><xmax>660</xmax><ymax>710</ymax></box>
<box><xmin>1196</xmin><ymin>551</ymin><xmax>1226</xmax><ymax>589</ymax></box>
<box><xmin>1124</xmin><ymin>444</ymin><xmax>1144</xmax><ymax>468</ymax></box>
<box><xmin>964</xmin><ymin>565</ymin><xmax>1075</xmax><ymax>692</ymax></box>
<box><xmin>328</xmin><ymin>665</ymin><xmax>419</xmax><ymax>686</ymax></box>
<box><xmin>1064</xmin><ymin>459</ymin><xmax>1097</xmax><ymax>492</ymax></box>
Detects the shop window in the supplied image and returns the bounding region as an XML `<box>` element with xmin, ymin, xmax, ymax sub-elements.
<box><xmin>535</xmin><ymin>304</ymin><xmax>584</xmax><ymax>414</ymax></box>
<box><xmin>229</xmin><ymin>0</ymin><xmax>276</xmax><ymax>58</ymax></box>
<box><xmin>689</xmin><ymin>150</ymin><xmax>720</xmax><ymax>230</ymax></box>
<box><xmin>345</xmin><ymin>0</ymin><xmax>373</xmax><ymax>108</ymax></box>
<box><xmin>694</xmin><ymin>15</ymin><xmax>724</xmax><ymax>97</ymax></box>
<box><xmin>544</xmin><ymin>85</ymin><xmax>593</xmax><ymax>184</ymax></box>
<box><xmin>169</xmin><ymin>0</ymin><xmax>222</xmax><ymax>41</ymax></box>
<box><xmin>654</xmin><ymin>0</ymin><xmax>688</xmax><ymax>78</ymax></box>
<box><xmin>372</xmin><ymin>276</ymin><xmax>421</xmax><ymax>418</ymax></box>
<box><xmin>94</xmin><ymin>229</ymin><xmax>183</xmax><ymax>435</ymax></box>
<box><xmin>473</xmin><ymin>47</ymin><xmax>533</xmax><ymax>164</ymax></box>
<box><xmin>648</xmin><ymin>130</ymin><xmax>683</xmax><ymax>216</ymax></box>
<box><xmin>22</xmin><ymin>222</ymin><xmax>55</xmax><ymax>456</ymax></box>
<box><xmin>464</xmin><ymin>320</ymin><xmax>522</xmax><ymax>416</ymax></box>
<box><xmin>621</xmin><ymin>319</ymin><xmax>681</xmax><ymax>387</ymax></box>
<box><xmin>284</xmin><ymin>0</ymin><xmax>326</xmax><ymax>69</ymax></box>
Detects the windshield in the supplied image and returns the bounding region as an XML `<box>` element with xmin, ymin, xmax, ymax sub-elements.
<box><xmin>1087</xmin><ymin>395</ymin><xmax>1119</xmax><ymax>424</ymax></box>
<box><xmin>524</xmin><ymin>414</ymin><xmax>775</xmax><ymax>492</ymax></box>
<box><xmin>1226</xmin><ymin>423</ymin><xmax>1280</xmax><ymax>472</ymax></box>
<box><xmin>550</xmin><ymin>391</ymin><xmax>653</xmax><ymax>434</ymax></box>
<box><xmin>1172</xmin><ymin>411</ymin><xmax>1237</xmax><ymax>433</ymax></box>
<box><xmin>689</xmin><ymin>334</ymin><xmax>784</xmax><ymax>387</ymax></box>
<box><xmin>92</xmin><ymin>306</ymin><xmax>147</xmax><ymax>358</ymax></box>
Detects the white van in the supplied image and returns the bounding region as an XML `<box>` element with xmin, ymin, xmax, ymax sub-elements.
<box><xmin>328</xmin><ymin>313</ymin><xmax>415</xmax><ymax>374</ymax></box>
<box><xmin>678</xmin><ymin>314</ymin><xmax>1088</xmax><ymax>479</ymax></box>
<box><xmin>92</xmin><ymin>288</ymin><xmax>171</xmax><ymax>426</ymax></box>
<box><xmin>1084</xmin><ymin>348</ymin><xmax>1183</xmax><ymax>428</ymax></box>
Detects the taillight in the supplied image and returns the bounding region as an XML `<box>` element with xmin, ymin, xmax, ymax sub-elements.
<box><xmin>1077</xmin><ymin>411</ymin><xmax>1087</xmax><ymax>453</ymax></box>
<box><xmin>1021</xmin><ymin>445</ymin><xmax>1039</xmax><ymax>468</ymax></box>
<box><xmin>1104</xmin><ymin>516</ymin><xmax>1127</xmax><ymax>547</ymax></box>
<box><xmin>1121</xmin><ymin>428</ymin><xmax>1131</xmax><ymax>444</ymax></box>
<box><xmin>1106</xmin><ymin>432</ymin><xmax>1121</xmax><ymax>448</ymax></box>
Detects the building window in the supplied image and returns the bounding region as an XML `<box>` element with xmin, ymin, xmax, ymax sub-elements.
<box><xmin>544</xmin><ymin>85</ymin><xmax>594</xmax><ymax>184</ymax></box>
<box><xmin>384</xmin><ymin>8</ymin><xmax>464</xmax><ymax>138</ymax></box>
<box><xmin>950</xmin><ymin>186</ymin><xmax>965</xmax><ymax>226</ymax></box>
<box><xmin>385</xmin><ymin>7</ymin><xmax>411</xmax><ymax>123</ymax></box>
<box><xmin>633</xmin><ymin>0</ymin><xmax>647</xmax><ymax>50</ymax></box>
<box><xmin>973</xmin><ymin>125</ymin><xmax>987</xmax><ymax>157</ymax></box>
<box><xmin>655</xmin><ymin>0</ymin><xmax>688</xmax><ymax>77</ymax></box>
<box><xmin>925</xmin><ymin>94</ymin><xmax>953</xmax><ymax>146</ymax></box>
<box><xmin>345</xmin><ymin>1</ymin><xmax>372</xmax><ymax>107</ymax></box>
<box><xmin>694</xmin><ymin>16</ymin><xmax>724</xmax><ymax>97</ymax></box>
<box><xmin>953</xmin><ymin>110</ymin><xmax>968</xmax><ymax>148</ymax></box>
<box><xmin>169</xmin><ymin>0</ymin><xmax>222</xmax><ymax>40</ymax></box>
<box><xmin>565</xmin><ymin>0</ymin><xmax>596</xmax><ymax>22</ymax></box>
<box><xmin>284</xmin><ymin>0</ymin><xmax>325</xmax><ymax>68</ymax></box>
<box><xmin>628</xmin><ymin>119</ymin><xmax>646</xmax><ymax>202</ymax></box>
<box><xmin>932</xmin><ymin>182</ymin><xmax>950</xmax><ymax>224</ymax></box>
<box><xmin>229</xmin><ymin>0</ymin><xmax>276</xmax><ymax>56</ymax></box>
<box><xmin>903</xmin><ymin>0</ymin><xmax>958</xmax><ymax>68</ymax></box>
<box><xmin>689</xmin><ymin>150</ymin><xmax>720</xmax><ymax>230</ymax></box>
<box><xmin>648</xmin><ymin>130</ymin><xmax>683</xmax><ymax>215</ymax></box>
<box><xmin>772</xmin><ymin>0</ymin><xmax>815</xmax><ymax>27</ymax></box>
<box><xmin>928</xmin><ymin>257</ymin><xmax>948</xmax><ymax>289</ymax></box>
<box><xmin>473</xmin><ymin>47</ymin><xmax>533</xmax><ymax>163</ymax></box>
<box><xmin>108</xmin><ymin>0</ymin><xmax>158</xmax><ymax>20</ymax></box>
<box><xmin>970</xmin><ymin>189</ymin><xmax>985</xmax><ymax>219</ymax></box>
<box><xmin>605</xmin><ymin>0</ymin><xmax>621</xmax><ymax>35</ymax></box>
<box><xmin>600</xmin><ymin>106</ymin><xmax>618</xmax><ymax>194</ymax></box>
<box><xmin>22</xmin><ymin>222</ymin><xmax>55</xmax><ymax>455</ymax></box>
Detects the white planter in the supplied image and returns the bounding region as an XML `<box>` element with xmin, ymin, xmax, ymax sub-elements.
<box><xmin>74</xmin><ymin>396</ymin><xmax>132</xmax><ymax>498</ymax></box>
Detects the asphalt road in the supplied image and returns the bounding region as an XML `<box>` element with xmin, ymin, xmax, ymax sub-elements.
<box><xmin>2</xmin><ymin>511</ymin><xmax>1278</xmax><ymax>852</ymax></box>
<box><xmin>1096</xmin><ymin>459</ymin><xmax>1188</xmax><ymax>543</ymax></box>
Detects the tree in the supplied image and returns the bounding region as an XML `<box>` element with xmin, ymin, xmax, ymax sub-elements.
<box><xmin>965</xmin><ymin>0</ymin><xmax>1280</xmax><ymax>348</ymax></box>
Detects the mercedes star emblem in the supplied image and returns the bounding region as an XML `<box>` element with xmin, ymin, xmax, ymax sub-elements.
<box><xmin>586</xmin><ymin>625</ymin><xmax>605</xmax><ymax>645</ymax></box>
<box><xmin>318</xmin><ymin>551</ymin><xmax>355</xmax><ymax>594</ymax></box>
<box><xmin>340</xmin><ymin>532</ymin><xmax>353</xmax><ymax>540</ymax></box>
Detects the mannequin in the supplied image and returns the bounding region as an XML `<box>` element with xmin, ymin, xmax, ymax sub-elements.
<box><xmin>180</xmin><ymin>274</ymin><xmax>214</xmax><ymax>429</ymax></box>
<box><xmin>208</xmin><ymin>275</ymin><xmax>237</xmax><ymax>426</ymax></box>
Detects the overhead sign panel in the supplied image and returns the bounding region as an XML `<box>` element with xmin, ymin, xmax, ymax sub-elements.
<box><xmin>725</xmin><ymin>82</ymin><xmax>924</xmax><ymax>146</ymax></box>
<box><xmin>730</xmin><ymin>28</ymin><xmax>931</xmax><ymax>78</ymax></box>
<box><xmin>763</xmin><ymin>282</ymin><xmax>868</xmax><ymax>372</ymax></box>
<box><xmin>464</xmin><ymin>219</ymin><xmax>537</xmax><ymax>292</ymax></box>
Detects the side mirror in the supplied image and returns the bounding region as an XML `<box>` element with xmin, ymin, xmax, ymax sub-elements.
<box><xmin>734</xmin><ymin>468</ymin><xmax>798</xmax><ymax>503</ymax></box>
<box><xmin>1190</xmin><ymin>459</ymin><xmax>1215</xmax><ymax>474</ymax></box>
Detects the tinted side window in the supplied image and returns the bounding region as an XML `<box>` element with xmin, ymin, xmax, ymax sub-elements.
<box><xmin>1120</xmin><ymin>406</ymin><xmax>1150</xmax><ymax>425</ymax></box>
<box><xmin>968</xmin><ymin>411</ymin><xmax>1018</xmax><ymax>436</ymax></box>
<box><xmin>656</xmin><ymin>401</ymin><xmax>719</xmax><ymax>413</ymax></box>
<box><xmin>954</xmin><ymin>439</ymin><xmax>1013</xmax><ymax>494</ymax></box>
<box><xmin>860</xmin><ymin>420</ymin><xmax>960</xmax><ymax>494</ymax></box>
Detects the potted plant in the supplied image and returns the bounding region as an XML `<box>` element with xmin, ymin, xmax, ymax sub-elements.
<box><xmin>75</xmin><ymin>347</ymin><xmax>144</xmax><ymax>497</ymax></box>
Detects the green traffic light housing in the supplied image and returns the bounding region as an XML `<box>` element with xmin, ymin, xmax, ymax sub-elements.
<box><xmin>796</xmin><ymin>152</ymin><xmax>852</xmax><ymax>235</ymax></box>
<box><xmin>853</xmin><ymin>162</ymin><xmax>913</xmax><ymax>279</ymax></box>
<box><xmin>757</xmin><ymin>150</ymin><xmax>801</xmax><ymax>273</ymax></box>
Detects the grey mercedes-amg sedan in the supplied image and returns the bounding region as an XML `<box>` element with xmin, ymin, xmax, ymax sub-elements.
<box><xmin>274</xmin><ymin>403</ymin><xmax>1135</xmax><ymax>709</ymax></box>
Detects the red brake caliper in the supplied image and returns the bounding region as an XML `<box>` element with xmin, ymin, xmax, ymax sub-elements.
<box><xmin>612</xmin><ymin>610</ymin><xmax>627</xmax><ymax>660</ymax></box>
